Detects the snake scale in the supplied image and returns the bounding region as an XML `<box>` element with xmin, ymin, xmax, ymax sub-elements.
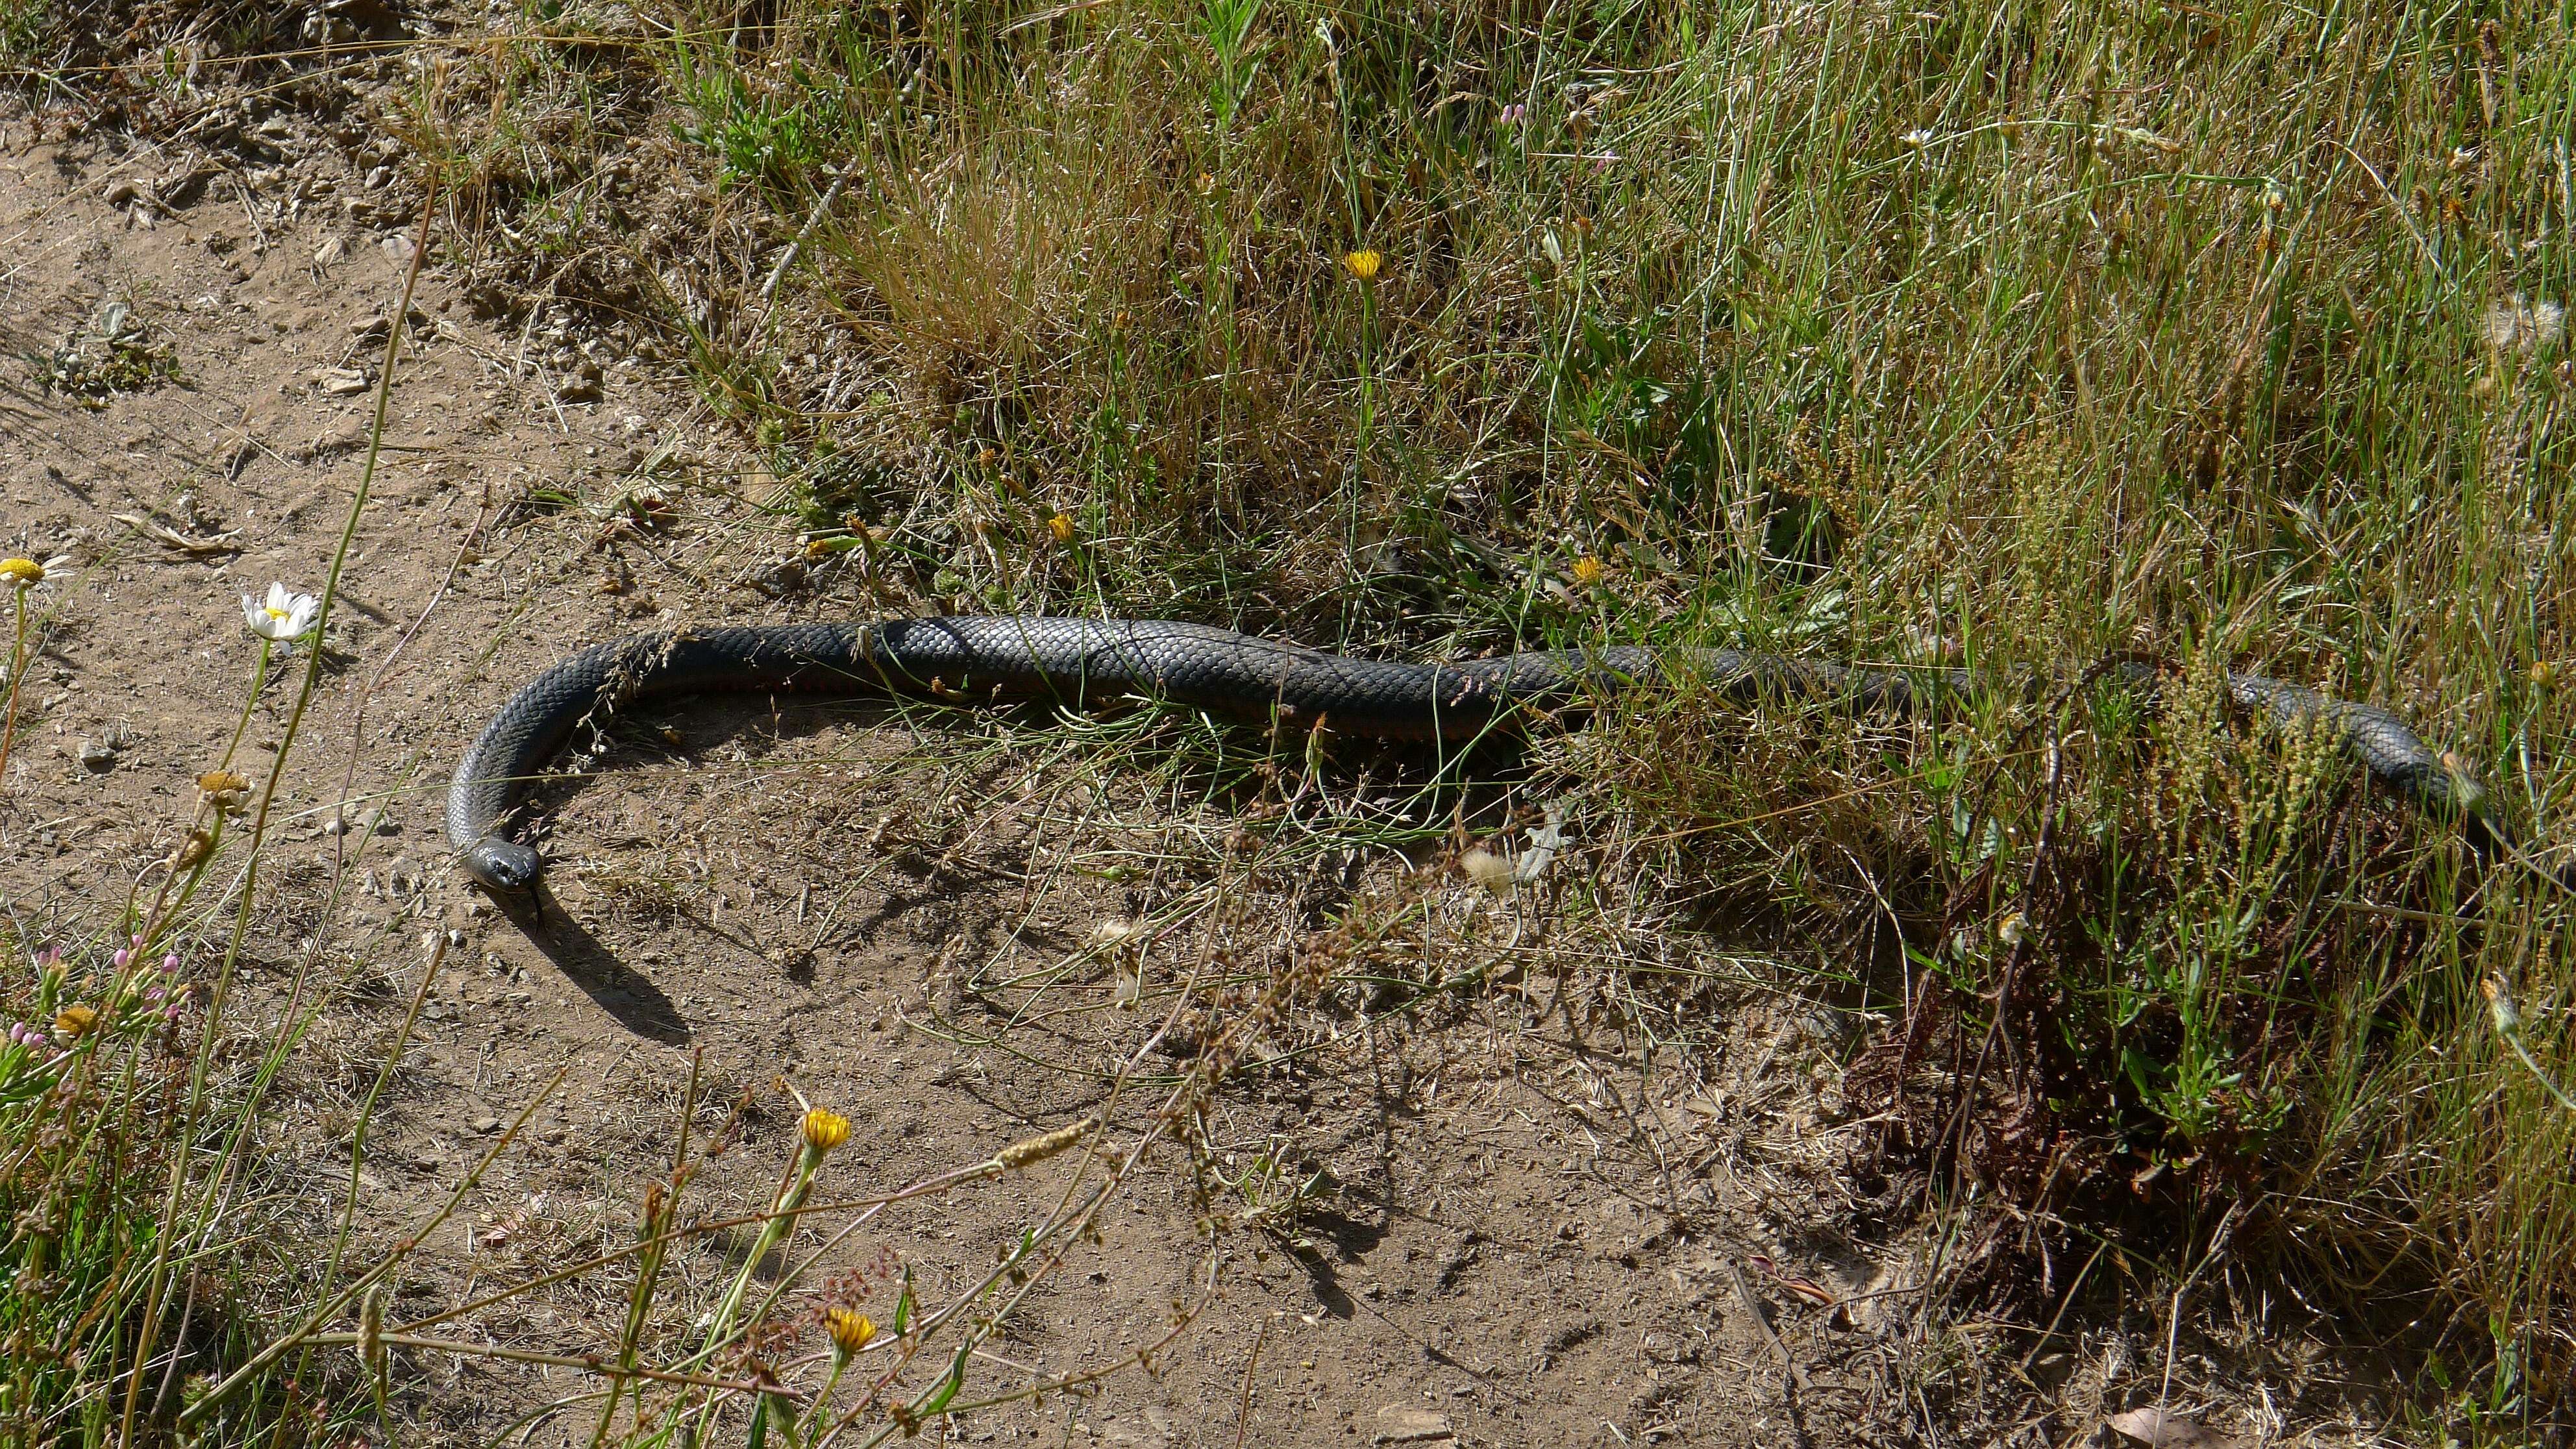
<box><xmin>445</xmin><ymin>617</ymin><xmax>2492</xmax><ymax>893</ymax></box>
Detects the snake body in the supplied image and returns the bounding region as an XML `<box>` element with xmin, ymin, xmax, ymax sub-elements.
<box><xmin>445</xmin><ymin>617</ymin><xmax>2488</xmax><ymax>893</ymax></box>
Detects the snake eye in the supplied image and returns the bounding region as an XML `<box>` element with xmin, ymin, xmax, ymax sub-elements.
<box><xmin>469</xmin><ymin>841</ymin><xmax>543</xmax><ymax>893</ymax></box>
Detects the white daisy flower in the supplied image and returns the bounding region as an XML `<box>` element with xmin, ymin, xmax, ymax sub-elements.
<box><xmin>242</xmin><ymin>582</ymin><xmax>321</xmax><ymax>641</ymax></box>
<box><xmin>0</xmin><ymin>555</ymin><xmax>73</xmax><ymax>590</ymax></box>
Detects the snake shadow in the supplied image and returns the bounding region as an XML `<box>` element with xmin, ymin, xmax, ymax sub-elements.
<box><xmin>482</xmin><ymin>691</ymin><xmax>1552</xmax><ymax>1046</ymax></box>
<box><xmin>504</xmin><ymin>886</ymin><xmax>693</xmax><ymax>1045</ymax></box>
<box><xmin>485</xmin><ymin>693</ymin><xmax>978</xmax><ymax>1044</ymax></box>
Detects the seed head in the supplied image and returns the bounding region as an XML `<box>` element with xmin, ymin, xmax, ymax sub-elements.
<box><xmin>197</xmin><ymin>769</ymin><xmax>252</xmax><ymax>812</ymax></box>
<box><xmin>2483</xmin><ymin>974</ymin><xmax>2522</xmax><ymax>1036</ymax></box>
<box><xmin>800</xmin><ymin>1108</ymin><xmax>852</xmax><ymax>1154</ymax></box>
<box><xmin>1459</xmin><ymin>848</ymin><xmax>1513</xmax><ymax>895</ymax></box>
<box><xmin>994</xmin><ymin>1116</ymin><xmax>1095</xmax><ymax>1170</ymax></box>
<box><xmin>1343</xmin><ymin>249</ymin><xmax>1383</xmax><ymax>282</ymax></box>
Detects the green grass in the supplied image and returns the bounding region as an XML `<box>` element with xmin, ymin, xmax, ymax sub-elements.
<box><xmin>414</xmin><ymin>0</ymin><xmax>2571</xmax><ymax>1409</ymax></box>
<box><xmin>6</xmin><ymin>0</ymin><xmax>2574</xmax><ymax>1440</ymax></box>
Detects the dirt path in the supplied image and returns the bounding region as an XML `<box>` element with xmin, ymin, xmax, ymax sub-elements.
<box><xmin>1</xmin><ymin>129</ymin><xmax>1913</xmax><ymax>1447</ymax></box>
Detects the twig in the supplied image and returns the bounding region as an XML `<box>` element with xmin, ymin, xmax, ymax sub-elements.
<box><xmin>1230</xmin><ymin>1316</ymin><xmax>1268</xmax><ymax>1449</ymax></box>
<box><xmin>757</xmin><ymin>165</ymin><xmax>849</xmax><ymax>313</ymax></box>
<box><xmin>1728</xmin><ymin>1258</ymin><xmax>1807</xmax><ymax>1395</ymax></box>
<box><xmin>306</xmin><ymin>1332</ymin><xmax>802</xmax><ymax>1400</ymax></box>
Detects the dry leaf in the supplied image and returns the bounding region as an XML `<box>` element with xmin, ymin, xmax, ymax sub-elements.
<box><xmin>2107</xmin><ymin>1407</ymin><xmax>2240</xmax><ymax>1448</ymax></box>
<box><xmin>112</xmin><ymin>513</ymin><xmax>241</xmax><ymax>554</ymax></box>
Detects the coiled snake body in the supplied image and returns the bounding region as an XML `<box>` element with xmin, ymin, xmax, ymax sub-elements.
<box><xmin>446</xmin><ymin>617</ymin><xmax>2490</xmax><ymax>893</ymax></box>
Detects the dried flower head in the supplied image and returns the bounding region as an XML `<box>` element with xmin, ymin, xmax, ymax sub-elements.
<box><xmin>197</xmin><ymin>769</ymin><xmax>252</xmax><ymax>813</ymax></box>
<box><xmin>994</xmin><ymin>1116</ymin><xmax>1095</xmax><ymax>1170</ymax></box>
<box><xmin>2485</xmin><ymin>294</ymin><xmax>2566</xmax><ymax>356</ymax></box>
<box><xmin>824</xmin><ymin>1307</ymin><xmax>877</xmax><ymax>1356</ymax></box>
<box><xmin>2483</xmin><ymin>973</ymin><xmax>2521</xmax><ymax>1034</ymax></box>
<box><xmin>1343</xmin><ymin>249</ymin><xmax>1383</xmax><ymax>282</ymax></box>
<box><xmin>800</xmin><ymin>1108</ymin><xmax>852</xmax><ymax>1154</ymax></box>
<box><xmin>1048</xmin><ymin>512</ymin><xmax>1075</xmax><ymax>543</ymax></box>
<box><xmin>53</xmin><ymin>1005</ymin><xmax>99</xmax><ymax>1039</ymax></box>
<box><xmin>1459</xmin><ymin>848</ymin><xmax>1513</xmax><ymax>895</ymax></box>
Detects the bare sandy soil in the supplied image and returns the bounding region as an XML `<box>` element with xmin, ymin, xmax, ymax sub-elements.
<box><xmin>0</xmin><ymin>121</ymin><xmax>1950</xmax><ymax>1446</ymax></box>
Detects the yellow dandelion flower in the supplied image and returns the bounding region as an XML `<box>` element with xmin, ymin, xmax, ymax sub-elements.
<box><xmin>53</xmin><ymin>1005</ymin><xmax>99</xmax><ymax>1038</ymax></box>
<box><xmin>800</xmin><ymin>1108</ymin><xmax>852</xmax><ymax>1154</ymax></box>
<box><xmin>825</xmin><ymin>1307</ymin><xmax>877</xmax><ymax>1356</ymax></box>
<box><xmin>1343</xmin><ymin>249</ymin><xmax>1383</xmax><ymax>282</ymax></box>
<box><xmin>0</xmin><ymin>558</ymin><xmax>44</xmax><ymax>587</ymax></box>
<box><xmin>1048</xmin><ymin>512</ymin><xmax>1075</xmax><ymax>543</ymax></box>
<box><xmin>1569</xmin><ymin>555</ymin><xmax>1605</xmax><ymax>586</ymax></box>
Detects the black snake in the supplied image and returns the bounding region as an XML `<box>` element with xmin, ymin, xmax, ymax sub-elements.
<box><xmin>445</xmin><ymin>617</ymin><xmax>2494</xmax><ymax>893</ymax></box>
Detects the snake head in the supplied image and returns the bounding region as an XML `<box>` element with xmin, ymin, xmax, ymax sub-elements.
<box><xmin>464</xmin><ymin>838</ymin><xmax>544</xmax><ymax>894</ymax></box>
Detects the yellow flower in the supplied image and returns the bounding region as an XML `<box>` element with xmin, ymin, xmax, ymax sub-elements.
<box><xmin>53</xmin><ymin>1005</ymin><xmax>99</xmax><ymax>1038</ymax></box>
<box><xmin>1569</xmin><ymin>555</ymin><xmax>1605</xmax><ymax>586</ymax></box>
<box><xmin>800</xmin><ymin>1108</ymin><xmax>851</xmax><ymax>1154</ymax></box>
<box><xmin>824</xmin><ymin>1307</ymin><xmax>877</xmax><ymax>1356</ymax></box>
<box><xmin>2532</xmin><ymin>660</ymin><xmax>2559</xmax><ymax>691</ymax></box>
<box><xmin>1048</xmin><ymin>512</ymin><xmax>1075</xmax><ymax>543</ymax></box>
<box><xmin>0</xmin><ymin>558</ymin><xmax>43</xmax><ymax>587</ymax></box>
<box><xmin>1343</xmin><ymin>249</ymin><xmax>1383</xmax><ymax>282</ymax></box>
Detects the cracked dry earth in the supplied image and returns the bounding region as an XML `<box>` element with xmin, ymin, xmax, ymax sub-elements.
<box><xmin>1</xmin><ymin>129</ymin><xmax>1925</xmax><ymax>1446</ymax></box>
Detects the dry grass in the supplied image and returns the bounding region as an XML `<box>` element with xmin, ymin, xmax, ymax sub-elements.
<box><xmin>416</xmin><ymin>0</ymin><xmax>2574</xmax><ymax>1411</ymax></box>
<box><xmin>5</xmin><ymin>0</ymin><xmax>2574</xmax><ymax>1441</ymax></box>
